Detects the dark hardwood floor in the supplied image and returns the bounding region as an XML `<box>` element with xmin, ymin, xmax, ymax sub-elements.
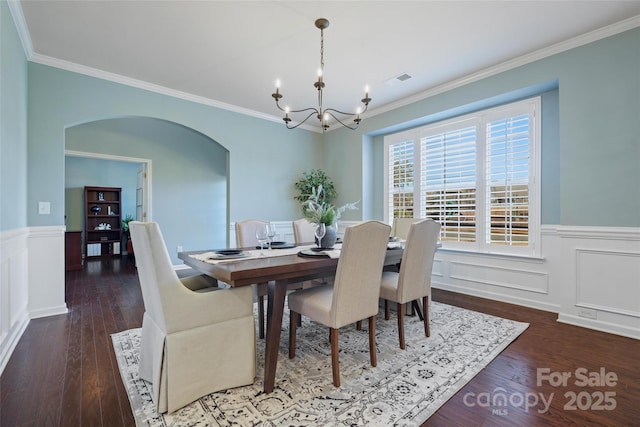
<box><xmin>1</xmin><ymin>257</ymin><xmax>638</xmax><ymax>426</ymax></box>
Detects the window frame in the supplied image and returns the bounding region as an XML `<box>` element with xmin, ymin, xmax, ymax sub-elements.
<box><xmin>383</xmin><ymin>97</ymin><xmax>541</xmax><ymax>257</ymax></box>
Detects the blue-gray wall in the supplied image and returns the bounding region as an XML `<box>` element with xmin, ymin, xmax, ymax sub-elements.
<box><xmin>1</xmin><ymin>1</ymin><xmax>28</xmax><ymax>231</ymax></box>
<box><xmin>64</xmin><ymin>156</ymin><xmax>139</xmax><ymax>232</ymax></box>
<box><xmin>26</xmin><ymin>63</ymin><xmax>323</xmax><ymax>263</ymax></box>
<box><xmin>324</xmin><ymin>27</ymin><xmax>640</xmax><ymax>228</ymax></box>
<box><xmin>65</xmin><ymin>117</ymin><xmax>230</xmax><ymax>257</ymax></box>
<box><xmin>4</xmin><ymin>11</ymin><xmax>639</xmax><ymax>262</ymax></box>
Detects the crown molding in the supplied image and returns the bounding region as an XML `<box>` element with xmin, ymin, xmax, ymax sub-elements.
<box><xmin>28</xmin><ymin>51</ymin><xmax>320</xmax><ymax>134</ymax></box>
<box><xmin>365</xmin><ymin>15</ymin><xmax>640</xmax><ymax>121</ymax></box>
<box><xmin>7</xmin><ymin>0</ymin><xmax>33</xmax><ymax>57</ymax></box>
<box><xmin>8</xmin><ymin>0</ymin><xmax>638</xmax><ymax>135</ymax></box>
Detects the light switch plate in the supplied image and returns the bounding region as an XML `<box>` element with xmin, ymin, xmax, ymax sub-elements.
<box><xmin>38</xmin><ymin>201</ymin><xmax>51</xmax><ymax>215</ymax></box>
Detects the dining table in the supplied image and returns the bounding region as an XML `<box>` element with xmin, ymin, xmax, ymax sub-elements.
<box><xmin>178</xmin><ymin>242</ymin><xmax>404</xmax><ymax>393</ymax></box>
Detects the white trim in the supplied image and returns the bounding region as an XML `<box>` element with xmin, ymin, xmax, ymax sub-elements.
<box><xmin>449</xmin><ymin>261</ymin><xmax>549</xmax><ymax>294</ymax></box>
<box><xmin>6</xmin><ymin>0</ymin><xmax>33</xmax><ymax>58</ymax></box>
<box><xmin>557</xmin><ymin>225</ymin><xmax>640</xmax><ymax>241</ymax></box>
<box><xmin>365</xmin><ymin>16</ymin><xmax>640</xmax><ymax>121</ymax></box>
<box><xmin>432</xmin><ymin>281</ymin><xmax>560</xmax><ymax>314</ymax></box>
<box><xmin>0</xmin><ymin>312</ymin><xmax>29</xmax><ymax>375</ymax></box>
<box><xmin>557</xmin><ymin>314</ymin><xmax>639</xmax><ymax>340</ymax></box>
<box><xmin>8</xmin><ymin>0</ymin><xmax>638</xmax><ymax>134</ymax></box>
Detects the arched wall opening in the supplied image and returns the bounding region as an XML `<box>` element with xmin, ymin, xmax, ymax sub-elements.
<box><xmin>64</xmin><ymin>116</ymin><xmax>229</xmax><ymax>265</ymax></box>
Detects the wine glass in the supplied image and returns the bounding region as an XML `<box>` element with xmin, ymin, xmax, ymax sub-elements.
<box><xmin>314</xmin><ymin>223</ymin><xmax>326</xmax><ymax>249</ymax></box>
<box><xmin>255</xmin><ymin>223</ymin><xmax>269</xmax><ymax>256</ymax></box>
<box><xmin>267</xmin><ymin>222</ymin><xmax>277</xmax><ymax>250</ymax></box>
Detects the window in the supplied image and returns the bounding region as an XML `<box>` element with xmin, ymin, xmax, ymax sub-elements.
<box><xmin>384</xmin><ymin>97</ymin><xmax>540</xmax><ymax>256</ymax></box>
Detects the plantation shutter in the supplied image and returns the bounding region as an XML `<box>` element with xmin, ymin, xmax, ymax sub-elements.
<box><xmin>422</xmin><ymin>125</ymin><xmax>477</xmax><ymax>243</ymax></box>
<box><xmin>485</xmin><ymin>114</ymin><xmax>531</xmax><ymax>246</ymax></box>
<box><xmin>387</xmin><ymin>139</ymin><xmax>415</xmax><ymax>220</ymax></box>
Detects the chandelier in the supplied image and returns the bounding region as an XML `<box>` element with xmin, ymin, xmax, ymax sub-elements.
<box><xmin>271</xmin><ymin>18</ymin><xmax>371</xmax><ymax>132</ymax></box>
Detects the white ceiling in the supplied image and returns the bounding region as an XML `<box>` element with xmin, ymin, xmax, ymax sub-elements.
<box><xmin>14</xmin><ymin>1</ymin><xmax>640</xmax><ymax>131</ymax></box>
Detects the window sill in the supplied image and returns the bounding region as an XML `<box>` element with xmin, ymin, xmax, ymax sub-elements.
<box><xmin>436</xmin><ymin>247</ymin><xmax>545</xmax><ymax>263</ymax></box>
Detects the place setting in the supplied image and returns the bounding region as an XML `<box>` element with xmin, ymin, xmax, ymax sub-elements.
<box><xmin>297</xmin><ymin>223</ymin><xmax>342</xmax><ymax>258</ymax></box>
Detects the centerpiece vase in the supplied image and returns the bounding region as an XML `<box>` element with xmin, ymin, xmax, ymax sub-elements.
<box><xmin>317</xmin><ymin>225</ymin><xmax>338</xmax><ymax>249</ymax></box>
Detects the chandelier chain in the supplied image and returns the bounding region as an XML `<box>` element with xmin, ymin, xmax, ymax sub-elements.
<box><xmin>271</xmin><ymin>18</ymin><xmax>370</xmax><ymax>132</ymax></box>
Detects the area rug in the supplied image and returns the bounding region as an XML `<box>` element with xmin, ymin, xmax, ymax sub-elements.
<box><xmin>112</xmin><ymin>301</ymin><xmax>528</xmax><ymax>426</ymax></box>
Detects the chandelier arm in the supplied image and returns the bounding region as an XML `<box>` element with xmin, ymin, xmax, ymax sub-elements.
<box><xmin>271</xmin><ymin>18</ymin><xmax>371</xmax><ymax>131</ymax></box>
<box><xmin>285</xmin><ymin>112</ymin><xmax>318</xmax><ymax>129</ymax></box>
<box><xmin>324</xmin><ymin>111</ymin><xmax>360</xmax><ymax>130</ymax></box>
<box><xmin>323</xmin><ymin>105</ymin><xmax>367</xmax><ymax>117</ymax></box>
<box><xmin>274</xmin><ymin>98</ymin><xmax>319</xmax><ymax>115</ymax></box>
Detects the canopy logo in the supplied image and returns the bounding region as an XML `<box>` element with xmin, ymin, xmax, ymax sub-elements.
<box><xmin>463</xmin><ymin>367</ymin><xmax>618</xmax><ymax>416</ymax></box>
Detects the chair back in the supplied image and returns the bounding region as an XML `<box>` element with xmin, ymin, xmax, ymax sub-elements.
<box><xmin>397</xmin><ymin>219</ymin><xmax>441</xmax><ymax>303</ymax></box>
<box><xmin>293</xmin><ymin>218</ymin><xmax>316</xmax><ymax>244</ymax></box>
<box><xmin>129</xmin><ymin>221</ymin><xmax>184</xmax><ymax>331</ymax></box>
<box><xmin>391</xmin><ymin>217</ymin><xmax>421</xmax><ymax>240</ymax></box>
<box><xmin>235</xmin><ymin>219</ymin><xmax>268</xmax><ymax>247</ymax></box>
<box><xmin>330</xmin><ymin>221</ymin><xmax>391</xmax><ymax>328</ymax></box>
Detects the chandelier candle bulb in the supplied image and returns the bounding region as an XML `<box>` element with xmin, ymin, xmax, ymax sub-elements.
<box><xmin>271</xmin><ymin>17</ymin><xmax>371</xmax><ymax>132</ymax></box>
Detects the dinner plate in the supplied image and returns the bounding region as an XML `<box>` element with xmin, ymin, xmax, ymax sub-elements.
<box><xmin>216</xmin><ymin>249</ymin><xmax>242</xmax><ymax>255</ymax></box>
<box><xmin>297</xmin><ymin>249</ymin><xmax>330</xmax><ymax>258</ymax></box>
<box><xmin>209</xmin><ymin>250</ymin><xmax>248</xmax><ymax>260</ymax></box>
<box><xmin>256</xmin><ymin>241</ymin><xmax>296</xmax><ymax>249</ymax></box>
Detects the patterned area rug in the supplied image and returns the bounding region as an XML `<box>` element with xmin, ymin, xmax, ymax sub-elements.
<box><xmin>112</xmin><ymin>301</ymin><xmax>528</xmax><ymax>426</ymax></box>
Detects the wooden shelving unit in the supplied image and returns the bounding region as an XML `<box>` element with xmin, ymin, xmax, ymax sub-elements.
<box><xmin>84</xmin><ymin>186</ymin><xmax>122</xmax><ymax>258</ymax></box>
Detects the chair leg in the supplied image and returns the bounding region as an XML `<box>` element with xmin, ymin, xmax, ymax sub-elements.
<box><xmin>368</xmin><ymin>316</ymin><xmax>377</xmax><ymax>367</ymax></box>
<box><xmin>289</xmin><ymin>311</ymin><xmax>299</xmax><ymax>359</ymax></box>
<box><xmin>423</xmin><ymin>295</ymin><xmax>430</xmax><ymax>337</ymax></box>
<box><xmin>356</xmin><ymin>320</ymin><xmax>362</xmax><ymax>330</ymax></box>
<box><xmin>397</xmin><ymin>302</ymin><xmax>406</xmax><ymax>349</ymax></box>
<box><xmin>412</xmin><ymin>300</ymin><xmax>424</xmax><ymax>321</ymax></box>
<box><xmin>330</xmin><ymin>328</ymin><xmax>340</xmax><ymax>387</ymax></box>
<box><xmin>384</xmin><ymin>299</ymin><xmax>390</xmax><ymax>320</ymax></box>
<box><xmin>258</xmin><ymin>295</ymin><xmax>265</xmax><ymax>339</ymax></box>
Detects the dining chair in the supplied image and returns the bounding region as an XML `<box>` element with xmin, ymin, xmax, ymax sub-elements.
<box><xmin>293</xmin><ymin>218</ymin><xmax>332</xmax><ymax>288</ymax></box>
<box><xmin>235</xmin><ymin>219</ymin><xmax>303</xmax><ymax>338</ymax></box>
<box><xmin>292</xmin><ymin>218</ymin><xmax>316</xmax><ymax>244</ymax></box>
<box><xmin>235</xmin><ymin>219</ymin><xmax>269</xmax><ymax>338</ymax></box>
<box><xmin>129</xmin><ymin>221</ymin><xmax>255</xmax><ymax>414</ymax></box>
<box><xmin>391</xmin><ymin>217</ymin><xmax>422</xmax><ymax>240</ymax></box>
<box><xmin>380</xmin><ymin>219</ymin><xmax>440</xmax><ymax>349</ymax></box>
<box><xmin>288</xmin><ymin>220</ymin><xmax>391</xmax><ymax>387</ymax></box>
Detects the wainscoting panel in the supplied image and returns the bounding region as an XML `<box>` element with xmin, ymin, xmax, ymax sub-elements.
<box><xmin>216</xmin><ymin>222</ymin><xmax>640</xmax><ymax>340</ymax></box>
<box><xmin>0</xmin><ymin>228</ymin><xmax>30</xmax><ymax>374</ymax></box>
<box><xmin>449</xmin><ymin>261</ymin><xmax>548</xmax><ymax>294</ymax></box>
<box><xmin>27</xmin><ymin>227</ymin><xmax>68</xmax><ymax>319</ymax></box>
<box><xmin>576</xmin><ymin>249</ymin><xmax>640</xmax><ymax>317</ymax></box>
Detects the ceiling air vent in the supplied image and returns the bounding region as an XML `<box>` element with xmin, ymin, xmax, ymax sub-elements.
<box><xmin>385</xmin><ymin>72</ymin><xmax>412</xmax><ymax>85</ymax></box>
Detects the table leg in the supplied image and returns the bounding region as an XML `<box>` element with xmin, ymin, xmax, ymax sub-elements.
<box><xmin>263</xmin><ymin>279</ymin><xmax>288</xmax><ymax>393</ymax></box>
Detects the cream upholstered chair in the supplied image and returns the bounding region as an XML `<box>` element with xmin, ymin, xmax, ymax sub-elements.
<box><xmin>235</xmin><ymin>219</ymin><xmax>304</xmax><ymax>338</ymax></box>
<box><xmin>130</xmin><ymin>222</ymin><xmax>255</xmax><ymax>414</ymax></box>
<box><xmin>293</xmin><ymin>218</ymin><xmax>332</xmax><ymax>288</ymax></box>
<box><xmin>380</xmin><ymin>219</ymin><xmax>440</xmax><ymax>349</ymax></box>
<box><xmin>235</xmin><ymin>219</ymin><xmax>268</xmax><ymax>249</ymax></box>
<box><xmin>288</xmin><ymin>221</ymin><xmax>391</xmax><ymax>387</ymax></box>
<box><xmin>391</xmin><ymin>217</ymin><xmax>421</xmax><ymax>240</ymax></box>
<box><xmin>235</xmin><ymin>219</ymin><xmax>269</xmax><ymax>338</ymax></box>
<box><xmin>293</xmin><ymin>218</ymin><xmax>316</xmax><ymax>244</ymax></box>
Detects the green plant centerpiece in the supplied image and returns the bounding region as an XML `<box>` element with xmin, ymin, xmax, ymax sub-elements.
<box><xmin>303</xmin><ymin>185</ymin><xmax>358</xmax><ymax>248</ymax></box>
<box><xmin>294</xmin><ymin>169</ymin><xmax>337</xmax><ymax>206</ymax></box>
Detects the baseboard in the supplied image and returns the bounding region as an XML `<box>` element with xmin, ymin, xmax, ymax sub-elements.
<box><xmin>557</xmin><ymin>313</ymin><xmax>640</xmax><ymax>340</ymax></box>
<box><xmin>0</xmin><ymin>310</ymin><xmax>29</xmax><ymax>375</ymax></box>
<box><xmin>432</xmin><ymin>281</ymin><xmax>560</xmax><ymax>313</ymax></box>
<box><xmin>29</xmin><ymin>304</ymin><xmax>69</xmax><ymax>319</ymax></box>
